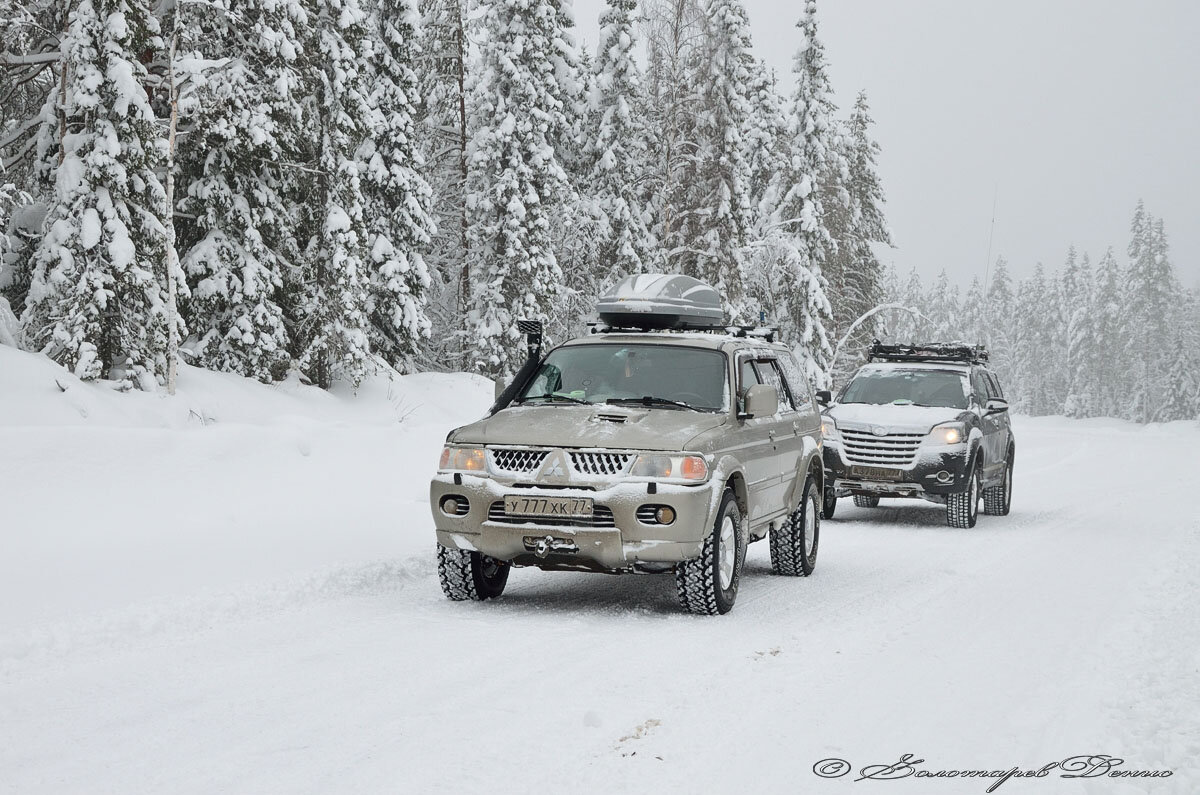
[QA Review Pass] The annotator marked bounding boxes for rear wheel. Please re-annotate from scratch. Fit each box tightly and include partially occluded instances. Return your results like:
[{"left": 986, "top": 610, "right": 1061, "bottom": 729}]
[
  {"left": 983, "top": 450, "right": 1013, "bottom": 516},
  {"left": 770, "top": 477, "right": 820, "bottom": 576},
  {"left": 437, "top": 545, "right": 510, "bottom": 601},
  {"left": 675, "top": 490, "right": 744, "bottom": 615},
  {"left": 946, "top": 460, "right": 981, "bottom": 529},
  {"left": 853, "top": 494, "right": 880, "bottom": 508}
]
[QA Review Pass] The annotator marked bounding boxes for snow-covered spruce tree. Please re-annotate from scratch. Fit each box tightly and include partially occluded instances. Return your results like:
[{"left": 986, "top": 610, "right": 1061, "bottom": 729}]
[
  {"left": 0, "top": 0, "right": 71, "bottom": 315},
  {"left": 826, "top": 91, "right": 890, "bottom": 372},
  {"left": 175, "top": 0, "right": 309, "bottom": 382},
  {"left": 983, "top": 256, "right": 1015, "bottom": 385},
  {"left": 1012, "top": 262, "right": 1056, "bottom": 414},
  {"left": 1124, "top": 203, "right": 1178, "bottom": 422},
  {"left": 583, "top": 0, "right": 654, "bottom": 287},
  {"left": 1158, "top": 336, "right": 1198, "bottom": 422},
  {"left": 294, "top": 0, "right": 376, "bottom": 388},
  {"left": 22, "top": 0, "right": 178, "bottom": 387},
  {"left": 359, "top": 0, "right": 436, "bottom": 372},
  {"left": 957, "top": 276, "right": 987, "bottom": 347},
  {"left": 663, "top": 0, "right": 754, "bottom": 317},
  {"left": 748, "top": 0, "right": 836, "bottom": 382},
  {"left": 1089, "top": 247, "right": 1125, "bottom": 418},
  {"left": 1062, "top": 249, "right": 1095, "bottom": 417},
  {"left": 925, "top": 269, "right": 960, "bottom": 339},
  {"left": 464, "top": 0, "right": 578, "bottom": 377},
  {"left": 414, "top": 0, "right": 470, "bottom": 367}
]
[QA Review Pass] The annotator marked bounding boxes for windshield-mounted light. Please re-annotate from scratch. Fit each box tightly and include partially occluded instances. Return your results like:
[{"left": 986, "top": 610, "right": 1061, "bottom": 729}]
[
  {"left": 928, "top": 422, "right": 967, "bottom": 445},
  {"left": 439, "top": 446, "right": 487, "bottom": 473},
  {"left": 630, "top": 454, "right": 709, "bottom": 481}
]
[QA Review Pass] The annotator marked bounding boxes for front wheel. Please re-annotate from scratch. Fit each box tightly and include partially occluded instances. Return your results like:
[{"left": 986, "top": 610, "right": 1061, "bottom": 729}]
[
  {"left": 675, "top": 490, "right": 744, "bottom": 615},
  {"left": 946, "top": 460, "right": 981, "bottom": 529},
  {"left": 822, "top": 486, "right": 837, "bottom": 519},
  {"left": 770, "top": 476, "right": 820, "bottom": 576},
  {"left": 437, "top": 545, "right": 510, "bottom": 601}
]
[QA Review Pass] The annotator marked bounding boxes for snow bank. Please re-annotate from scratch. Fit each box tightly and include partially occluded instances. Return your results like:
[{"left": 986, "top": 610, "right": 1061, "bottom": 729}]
[{"left": 0, "top": 347, "right": 492, "bottom": 640}]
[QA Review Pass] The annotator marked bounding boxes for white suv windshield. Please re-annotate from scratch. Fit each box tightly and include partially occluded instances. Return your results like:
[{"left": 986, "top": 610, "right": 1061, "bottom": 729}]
[
  {"left": 517, "top": 344, "right": 729, "bottom": 412},
  {"left": 840, "top": 368, "right": 968, "bottom": 409}
]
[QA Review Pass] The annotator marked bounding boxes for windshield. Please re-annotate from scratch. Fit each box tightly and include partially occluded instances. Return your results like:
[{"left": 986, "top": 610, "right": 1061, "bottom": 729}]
[
  {"left": 516, "top": 344, "right": 728, "bottom": 411},
  {"left": 840, "top": 368, "right": 969, "bottom": 409}
]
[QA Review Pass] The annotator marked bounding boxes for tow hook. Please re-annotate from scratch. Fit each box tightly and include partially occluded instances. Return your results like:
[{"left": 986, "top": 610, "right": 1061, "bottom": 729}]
[{"left": 524, "top": 535, "right": 580, "bottom": 558}]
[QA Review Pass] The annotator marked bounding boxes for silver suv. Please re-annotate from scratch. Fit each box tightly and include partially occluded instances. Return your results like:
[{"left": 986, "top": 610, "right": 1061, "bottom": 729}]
[{"left": 429, "top": 275, "right": 825, "bottom": 614}]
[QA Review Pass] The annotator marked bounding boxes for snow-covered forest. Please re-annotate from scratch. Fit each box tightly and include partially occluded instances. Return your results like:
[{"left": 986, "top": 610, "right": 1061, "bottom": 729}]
[
  {"left": 875, "top": 201, "right": 1200, "bottom": 423},
  {"left": 2, "top": 0, "right": 1196, "bottom": 419}
]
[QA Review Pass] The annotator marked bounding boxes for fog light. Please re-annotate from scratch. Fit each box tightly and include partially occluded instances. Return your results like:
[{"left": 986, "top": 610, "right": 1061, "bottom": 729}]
[
  {"left": 655, "top": 506, "right": 676, "bottom": 525},
  {"left": 936, "top": 470, "right": 952, "bottom": 483},
  {"left": 441, "top": 497, "right": 461, "bottom": 515}
]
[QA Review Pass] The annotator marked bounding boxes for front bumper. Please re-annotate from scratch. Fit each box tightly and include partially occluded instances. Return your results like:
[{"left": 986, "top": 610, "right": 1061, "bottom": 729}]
[
  {"left": 822, "top": 441, "right": 972, "bottom": 499},
  {"left": 430, "top": 474, "right": 716, "bottom": 572}
]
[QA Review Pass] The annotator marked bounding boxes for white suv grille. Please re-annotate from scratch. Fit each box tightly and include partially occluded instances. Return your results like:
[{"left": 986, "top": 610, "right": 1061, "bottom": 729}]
[
  {"left": 840, "top": 429, "right": 924, "bottom": 466},
  {"left": 569, "top": 452, "right": 633, "bottom": 476},
  {"left": 489, "top": 449, "right": 549, "bottom": 473}
]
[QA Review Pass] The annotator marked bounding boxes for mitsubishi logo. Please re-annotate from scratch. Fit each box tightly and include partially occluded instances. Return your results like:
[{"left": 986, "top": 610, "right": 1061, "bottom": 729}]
[{"left": 538, "top": 450, "right": 570, "bottom": 482}]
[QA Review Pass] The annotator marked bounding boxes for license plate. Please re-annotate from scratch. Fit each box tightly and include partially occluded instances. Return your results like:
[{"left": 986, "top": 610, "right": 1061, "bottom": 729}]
[
  {"left": 849, "top": 465, "right": 904, "bottom": 481},
  {"left": 504, "top": 495, "right": 594, "bottom": 519}
]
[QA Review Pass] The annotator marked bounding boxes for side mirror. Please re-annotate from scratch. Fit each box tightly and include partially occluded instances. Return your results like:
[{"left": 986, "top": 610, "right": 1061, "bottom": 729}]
[
  {"left": 986, "top": 397, "right": 1009, "bottom": 414},
  {"left": 740, "top": 384, "right": 778, "bottom": 419},
  {"left": 815, "top": 389, "right": 832, "bottom": 407},
  {"left": 494, "top": 379, "right": 506, "bottom": 400}
]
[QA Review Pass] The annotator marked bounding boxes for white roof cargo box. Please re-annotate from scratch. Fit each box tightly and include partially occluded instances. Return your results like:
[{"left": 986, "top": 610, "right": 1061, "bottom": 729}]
[{"left": 596, "top": 274, "right": 726, "bottom": 330}]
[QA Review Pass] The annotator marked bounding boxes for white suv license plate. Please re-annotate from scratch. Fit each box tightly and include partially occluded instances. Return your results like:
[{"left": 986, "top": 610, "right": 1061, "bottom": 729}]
[
  {"left": 849, "top": 465, "right": 903, "bottom": 481},
  {"left": 504, "top": 495, "right": 595, "bottom": 519}
]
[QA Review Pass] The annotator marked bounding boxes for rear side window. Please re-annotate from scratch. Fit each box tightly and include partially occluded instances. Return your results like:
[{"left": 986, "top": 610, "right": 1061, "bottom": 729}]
[{"left": 755, "top": 359, "right": 797, "bottom": 411}]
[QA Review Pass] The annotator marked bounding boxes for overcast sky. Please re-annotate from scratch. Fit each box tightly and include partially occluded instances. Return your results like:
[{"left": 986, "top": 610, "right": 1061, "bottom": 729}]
[{"left": 572, "top": 0, "right": 1200, "bottom": 288}]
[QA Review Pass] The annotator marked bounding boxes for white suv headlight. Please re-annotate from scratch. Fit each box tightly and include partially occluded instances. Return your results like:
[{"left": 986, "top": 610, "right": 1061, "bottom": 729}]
[{"left": 928, "top": 422, "right": 968, "bottom": 445}]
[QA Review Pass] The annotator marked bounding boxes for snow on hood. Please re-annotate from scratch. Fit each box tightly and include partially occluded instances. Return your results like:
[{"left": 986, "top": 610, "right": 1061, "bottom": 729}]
[
  {"left": 450, "top": 404, "right": 728, "bottom": 451},
  {"left": 826, "top": 402, "right": 965, "bottom": 434}
]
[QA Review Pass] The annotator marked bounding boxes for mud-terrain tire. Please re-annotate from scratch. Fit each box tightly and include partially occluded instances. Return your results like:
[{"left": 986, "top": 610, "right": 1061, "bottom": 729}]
[
  {"left": 675, "top": 490, "right": 744, "bottom": 615},
  {"left": 853, "top": 494, "right": 880, "bottom": 508},
  {"left": 437, "top": 545, "right": 510, "bottom": 601},
  {"left": 822, "top": 487, "right": 837, "bottom": 519},
  {"left": 946, "top": 459, "right": 981, "bottom": 529},
  {"left": 770, "top": 476, "right": 820, "bottom": 576},
  {"left": 983, "top": 449, "right": 1013, "bottom": 516}
]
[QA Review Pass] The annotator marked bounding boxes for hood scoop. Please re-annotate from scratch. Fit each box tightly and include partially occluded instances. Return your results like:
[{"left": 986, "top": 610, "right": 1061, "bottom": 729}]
[{"left": 590, "top": 407, "right": 646, "bottom": 424}]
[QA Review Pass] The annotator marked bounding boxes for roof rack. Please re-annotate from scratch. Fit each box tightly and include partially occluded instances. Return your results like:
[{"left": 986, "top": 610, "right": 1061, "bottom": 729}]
[
  {"left": 868, "top": 340, "right": 989, "bottom": 365},
  {"left": 587, "top": 322, "right": 781, "bottom": 343}
]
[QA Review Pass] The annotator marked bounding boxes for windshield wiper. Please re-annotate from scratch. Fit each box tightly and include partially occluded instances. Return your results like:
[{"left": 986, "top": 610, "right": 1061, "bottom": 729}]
[
  {"left": 607, "top": 396, "right": 703, "bottom": 412},
  {"left": 515, "top": 392, "right": 591, "bottom": 405}
]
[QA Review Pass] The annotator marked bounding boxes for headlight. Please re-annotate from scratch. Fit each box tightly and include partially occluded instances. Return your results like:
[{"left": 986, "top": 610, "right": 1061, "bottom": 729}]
[
  {"left": 630, "top": 454, "right": 709, "bottom": 481},
  {"left": 439, "top": 446, "right": 487, "bottom": 473},
  {"left": 928, "top": 423, "right": 967, "bottom": 445},
  {"left": 820, "top": 417, "right": 838, "bottom": 440}
]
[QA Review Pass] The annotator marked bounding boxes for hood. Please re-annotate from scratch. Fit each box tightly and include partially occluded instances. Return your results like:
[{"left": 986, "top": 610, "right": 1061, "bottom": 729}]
[
  {"left": 449, "top": 404, "right": 728, "bottom": 451},
  {"left": 826, "top": 402, "right": 965, "bottom": 434}
]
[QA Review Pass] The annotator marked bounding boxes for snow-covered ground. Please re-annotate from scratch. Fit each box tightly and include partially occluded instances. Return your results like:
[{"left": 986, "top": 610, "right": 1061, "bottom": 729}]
[{"left": 2, "top": 345, "right": 1197, "bottom": 793}]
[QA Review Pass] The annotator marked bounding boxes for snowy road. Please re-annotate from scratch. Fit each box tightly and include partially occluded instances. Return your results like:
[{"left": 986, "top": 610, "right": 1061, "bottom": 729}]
[{"left": 2, "top": 393, "right": 1198, "bottom": 792}]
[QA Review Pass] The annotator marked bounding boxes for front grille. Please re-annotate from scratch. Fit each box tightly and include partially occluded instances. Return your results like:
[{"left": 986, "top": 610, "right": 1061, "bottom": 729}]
[
  {"left": 569, "top": 452, "right": 633, "bottom": 476},
  {"left": 487, "top": 501, "right": 617, "bottom": 528},
  {"left": 489, "top": 449, "right": 548, "bottom": 473},
  {"left": 839, "top": 429, "right": 924, "bottom": 466}
]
